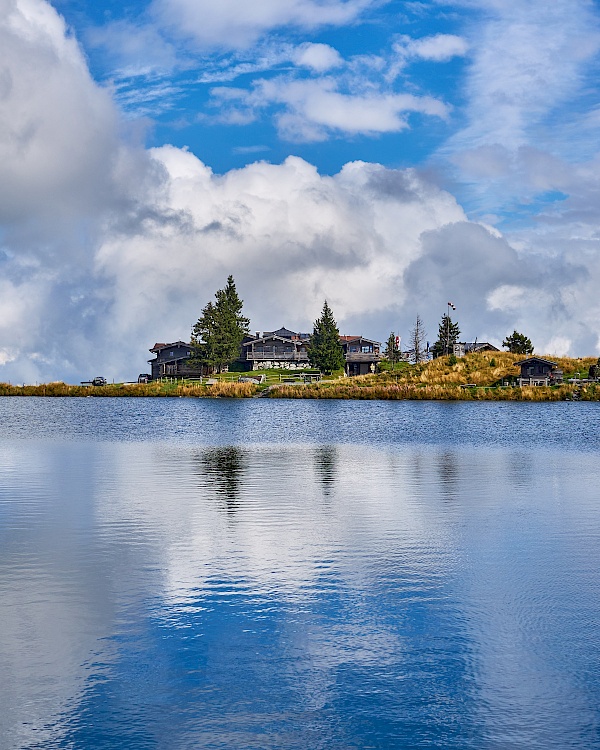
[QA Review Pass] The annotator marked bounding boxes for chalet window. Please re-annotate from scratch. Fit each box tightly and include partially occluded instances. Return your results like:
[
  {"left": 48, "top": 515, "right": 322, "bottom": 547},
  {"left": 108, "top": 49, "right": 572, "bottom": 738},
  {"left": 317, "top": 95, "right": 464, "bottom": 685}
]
[{"left": 362, "top": 346, "right": 372, "bottom": 353}]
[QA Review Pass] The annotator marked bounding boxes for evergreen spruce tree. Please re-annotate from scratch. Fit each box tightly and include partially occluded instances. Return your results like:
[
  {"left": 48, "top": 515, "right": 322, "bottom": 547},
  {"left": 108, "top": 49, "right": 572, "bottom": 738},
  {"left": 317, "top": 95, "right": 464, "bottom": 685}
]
[
  {"left": 190, "top": 276, "right": 250, "bottom": 373},
  {"left": 432, "top": 314, "right": 460, "bottom": 357},
  {"left": 190, "top": 300, "right": 217, "bottom": 372},
  {"left": 384, "top": 332, "right": 401, "bottom": 370},
  {"left": 308, "top": 301, "right": 345, "bottom": 374},
  {"left": 502, "top": 330, "right": 533, "bottom": 355}
]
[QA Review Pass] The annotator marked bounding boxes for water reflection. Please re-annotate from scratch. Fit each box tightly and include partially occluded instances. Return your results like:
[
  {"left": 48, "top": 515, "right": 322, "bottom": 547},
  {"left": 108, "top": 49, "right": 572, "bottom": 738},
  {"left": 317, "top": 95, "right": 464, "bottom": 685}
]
[
  {"left": 506, "top": 451, "right": 535, "bottom": 490},
  {"left": 436, "top": 450, "right": 460, "bottom": 503},
  {"left": 0, "top": 427, "right": 599, "bottom": 749},
  {"left": 198, "top": 446, "right": 247, "bottom": 515},
  {"left": 313, "top": 445, "right": 338, "bottom": 496}
]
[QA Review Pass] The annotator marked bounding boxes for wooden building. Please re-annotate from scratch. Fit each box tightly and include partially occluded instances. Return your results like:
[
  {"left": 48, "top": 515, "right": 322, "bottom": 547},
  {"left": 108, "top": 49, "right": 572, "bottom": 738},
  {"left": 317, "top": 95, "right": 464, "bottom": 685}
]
[
  {"left": 238, "top": 328, "right": 381, "bottom": 375},
  {"left": 340, "top": 336, "right": 381, "bottom": 376},
  {"left": 515, "top": 357, "right": 563, "bottom": 386},
  {"left": 149, "top": 326, "right": 383, "bottom": 378},
  {"left": 240, "top": 328, "right": 311, "bottom": 370},
  {"left": 148, "top": 341, "right": 203, "bottom": 380}
]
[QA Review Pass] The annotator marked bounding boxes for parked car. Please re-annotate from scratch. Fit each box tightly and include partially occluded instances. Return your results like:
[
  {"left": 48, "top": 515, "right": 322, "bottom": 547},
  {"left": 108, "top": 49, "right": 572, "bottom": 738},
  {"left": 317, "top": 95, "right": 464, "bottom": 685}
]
[
  {"left": 138, "top": 373, "right": 150, "bottom": 384},
  {"left": 92, "top": 376, "right": 107, "bottom": 386}
]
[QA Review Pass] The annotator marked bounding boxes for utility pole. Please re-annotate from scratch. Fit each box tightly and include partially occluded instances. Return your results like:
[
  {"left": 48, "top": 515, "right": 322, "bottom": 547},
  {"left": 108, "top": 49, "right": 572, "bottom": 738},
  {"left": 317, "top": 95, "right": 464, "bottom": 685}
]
[{"left": 446, "top": 302, "right": 456, "bottom": 355}]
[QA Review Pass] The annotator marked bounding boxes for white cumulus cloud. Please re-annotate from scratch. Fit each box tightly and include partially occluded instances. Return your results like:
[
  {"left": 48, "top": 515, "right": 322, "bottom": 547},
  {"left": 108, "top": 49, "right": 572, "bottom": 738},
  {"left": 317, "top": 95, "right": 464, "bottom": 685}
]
[
  {"left": 293, "top": 42, "right": 343, "bottom": 72},
  {"left": 93, "top": 150, "right": 467, "bottom": 373},
  {"left": 210, "top": 77, "right": 449, "bottom": 141},
  {"left": 1, "top": 0, "right": 600, "bottom": 385}
]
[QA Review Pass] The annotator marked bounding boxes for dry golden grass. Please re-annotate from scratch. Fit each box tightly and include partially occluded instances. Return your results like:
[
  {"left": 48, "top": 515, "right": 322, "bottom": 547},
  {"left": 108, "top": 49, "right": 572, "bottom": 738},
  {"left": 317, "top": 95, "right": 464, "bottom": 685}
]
[
  {"left": 269, "top": 382, "right": 599, "bottom": 401},
  {"left": 0, "top": 381, "right": 158, "bottom": 397},
  {"left": 362, "top": 352, "right": 597, "bottom": 387},
  {"left": 547, "top": 355, "right": 596, "bottom": 378},
  {"left": 417, "top": 352, "right": 516, "bottom": 385},
  {"left": 268, "top": 352, "right": 600, "bottom": 401},
  {"left": 202, "top": 381, "right": 259, "bottom": 398},
  {"left": 0, "top": 380, "right": 259, "bottom": 398}
]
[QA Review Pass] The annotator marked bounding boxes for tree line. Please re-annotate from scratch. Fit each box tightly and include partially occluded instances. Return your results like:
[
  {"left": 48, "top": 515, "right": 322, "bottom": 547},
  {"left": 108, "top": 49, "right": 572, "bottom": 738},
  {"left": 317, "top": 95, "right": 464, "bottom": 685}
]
[
  {"left": 190, "top": 276, "right": 537, "bottom": 375},
  {"left": 189, "top": 277, "right": 344, "bottom": 374},
  {"left": 384, "top": 313, "right": 534, "bottom": 368}
]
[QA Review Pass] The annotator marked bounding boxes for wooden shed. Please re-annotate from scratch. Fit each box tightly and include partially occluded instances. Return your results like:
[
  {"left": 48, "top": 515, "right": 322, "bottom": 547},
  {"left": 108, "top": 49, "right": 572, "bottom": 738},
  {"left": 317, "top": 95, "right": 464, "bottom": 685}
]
[{"left": 515, "top": 357, "right": 563, "bottom": 386}]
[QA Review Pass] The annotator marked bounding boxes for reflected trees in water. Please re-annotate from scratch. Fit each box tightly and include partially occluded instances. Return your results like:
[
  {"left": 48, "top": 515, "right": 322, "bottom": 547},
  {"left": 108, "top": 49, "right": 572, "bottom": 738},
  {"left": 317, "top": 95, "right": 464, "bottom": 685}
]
[
  {"left": 437, "top": 451, "right": 460, "bottom": 504},
  {"left": 198, "top": 446, "right": 247, "bottom": 515},
  {"left": 314, "top": 446, "right": 338, "bottom": 497}
]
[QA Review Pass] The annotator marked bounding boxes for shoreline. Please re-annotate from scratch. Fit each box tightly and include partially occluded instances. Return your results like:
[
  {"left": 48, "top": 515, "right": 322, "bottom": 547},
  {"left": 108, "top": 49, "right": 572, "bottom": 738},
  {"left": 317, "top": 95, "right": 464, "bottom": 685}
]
[
  {"left": 0, "top": 381, "right": 598, "bottom": 401},
  {"left": 2, "top": 352, "right": 598, "bottom": 401}
]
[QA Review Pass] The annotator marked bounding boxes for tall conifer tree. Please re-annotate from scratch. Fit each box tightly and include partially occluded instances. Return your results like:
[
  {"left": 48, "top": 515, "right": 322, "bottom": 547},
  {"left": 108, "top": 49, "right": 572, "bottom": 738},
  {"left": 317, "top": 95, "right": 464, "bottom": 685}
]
[
  {"left": 308, "top": 301, "right": 345, "bottom": 374},
  {"left": 433, "top": 314, "right": 460, "bottom": 357},
  {"left": 384, "top": 332, "right": 401, "bottom": 370},
  {"left": 191, "top": 276, "right": 250, "bottom": 373}
]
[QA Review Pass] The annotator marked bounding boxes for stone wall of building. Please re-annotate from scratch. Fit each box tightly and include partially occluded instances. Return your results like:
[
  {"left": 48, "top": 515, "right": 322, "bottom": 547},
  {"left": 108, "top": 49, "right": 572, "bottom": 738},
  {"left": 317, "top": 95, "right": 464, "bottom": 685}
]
[{"left": 251, "top": 360, "right": 308, "bottom": 370}]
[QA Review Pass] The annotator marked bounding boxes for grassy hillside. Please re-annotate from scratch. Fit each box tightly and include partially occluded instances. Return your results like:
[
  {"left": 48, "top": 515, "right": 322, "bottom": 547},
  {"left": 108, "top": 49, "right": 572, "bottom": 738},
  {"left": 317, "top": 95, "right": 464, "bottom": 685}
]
[
  {"left": 269, "top": 352, "right": 600, "bottom": 401},
  {"left": 395, "top": 351, "right": 596, "bottom": 386}
]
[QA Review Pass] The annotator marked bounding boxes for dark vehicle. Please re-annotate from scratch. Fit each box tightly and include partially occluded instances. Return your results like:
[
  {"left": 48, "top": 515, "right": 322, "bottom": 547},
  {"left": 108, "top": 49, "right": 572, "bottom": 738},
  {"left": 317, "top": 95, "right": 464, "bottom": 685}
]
[{"left": 92, "top": 377, "right": 107, "bottom": 386}]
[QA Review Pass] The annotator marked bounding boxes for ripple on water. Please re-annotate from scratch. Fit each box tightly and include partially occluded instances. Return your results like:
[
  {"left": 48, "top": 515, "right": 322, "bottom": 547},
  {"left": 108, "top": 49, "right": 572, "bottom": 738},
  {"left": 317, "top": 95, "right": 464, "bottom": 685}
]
[{"left": 0, "top": 404, "right": 599, "bottom": 749}]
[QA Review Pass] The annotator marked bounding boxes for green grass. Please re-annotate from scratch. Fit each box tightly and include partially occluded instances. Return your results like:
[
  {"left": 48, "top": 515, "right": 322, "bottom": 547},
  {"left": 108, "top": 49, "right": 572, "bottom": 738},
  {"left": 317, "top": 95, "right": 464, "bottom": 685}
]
[
  {"left": 370, "top": 360, "right": 412, "bottom": 374},
  {"left": 207, "top": 367, "right": 324, "bottom": 386}
]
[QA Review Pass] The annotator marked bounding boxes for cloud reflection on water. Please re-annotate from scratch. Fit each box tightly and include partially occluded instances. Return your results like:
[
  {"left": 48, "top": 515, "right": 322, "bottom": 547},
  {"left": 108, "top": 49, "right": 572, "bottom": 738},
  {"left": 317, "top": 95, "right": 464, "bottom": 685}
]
[{"left": 1, "top": 436, "right": 599, "bottom": 748}]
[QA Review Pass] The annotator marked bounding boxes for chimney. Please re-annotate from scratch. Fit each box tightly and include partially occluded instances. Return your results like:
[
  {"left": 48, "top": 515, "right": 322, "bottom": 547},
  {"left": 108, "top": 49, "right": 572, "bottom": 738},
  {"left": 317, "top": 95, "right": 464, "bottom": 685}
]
[{"left": 256, "top": 331, "right": 261, "bottom": 338}]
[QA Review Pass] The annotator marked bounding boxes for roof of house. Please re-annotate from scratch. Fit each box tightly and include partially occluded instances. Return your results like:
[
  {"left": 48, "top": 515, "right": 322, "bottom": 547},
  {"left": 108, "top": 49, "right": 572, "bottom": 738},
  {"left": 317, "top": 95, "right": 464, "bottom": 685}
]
[
  {"left": 258, "top": 327, "right": 311, "bottom": 340},
  {"left": 263, "top": 327, "right": 301, "bottom": 338},
  {"left": 149, "top": 341, "right": 190, "bottom": 353},
  {"left": 515, "top": 357, "right": 558, "bottom": 367},
  {"left": 243, "top": 335, "right": 304, "bottom": 347},
  {"left": 463, "top": 342, "right": 500, "bottom": 352},
  {"left": 340, "top": 336, "right": 381, "bottom": 345}
]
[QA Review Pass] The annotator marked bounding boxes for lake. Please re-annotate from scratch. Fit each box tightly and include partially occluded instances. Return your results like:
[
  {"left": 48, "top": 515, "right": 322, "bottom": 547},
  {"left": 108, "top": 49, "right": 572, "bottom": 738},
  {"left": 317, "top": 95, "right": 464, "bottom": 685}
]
[{"left": 1, "top": 398, "right": 599, "bottom": 749}]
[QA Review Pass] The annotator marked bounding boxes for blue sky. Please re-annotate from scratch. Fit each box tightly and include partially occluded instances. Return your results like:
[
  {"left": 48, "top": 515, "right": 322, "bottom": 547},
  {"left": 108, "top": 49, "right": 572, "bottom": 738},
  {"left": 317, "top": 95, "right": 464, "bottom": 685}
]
[
  {"left": 63, "top": 0, "right": 472, "bottom": 175},
  {"left": 1, "top": 0, "right": 600, "bottom": 381},
  {"left": 48, "top": 0, "right": 597, "bottom": 227}
]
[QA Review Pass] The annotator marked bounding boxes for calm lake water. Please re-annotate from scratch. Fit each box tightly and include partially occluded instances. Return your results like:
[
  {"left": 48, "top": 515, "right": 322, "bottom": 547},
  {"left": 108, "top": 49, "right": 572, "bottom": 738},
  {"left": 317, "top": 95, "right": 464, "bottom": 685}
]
[{"left": 1, "top": 398, "right": 599, "bottom": 749}]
